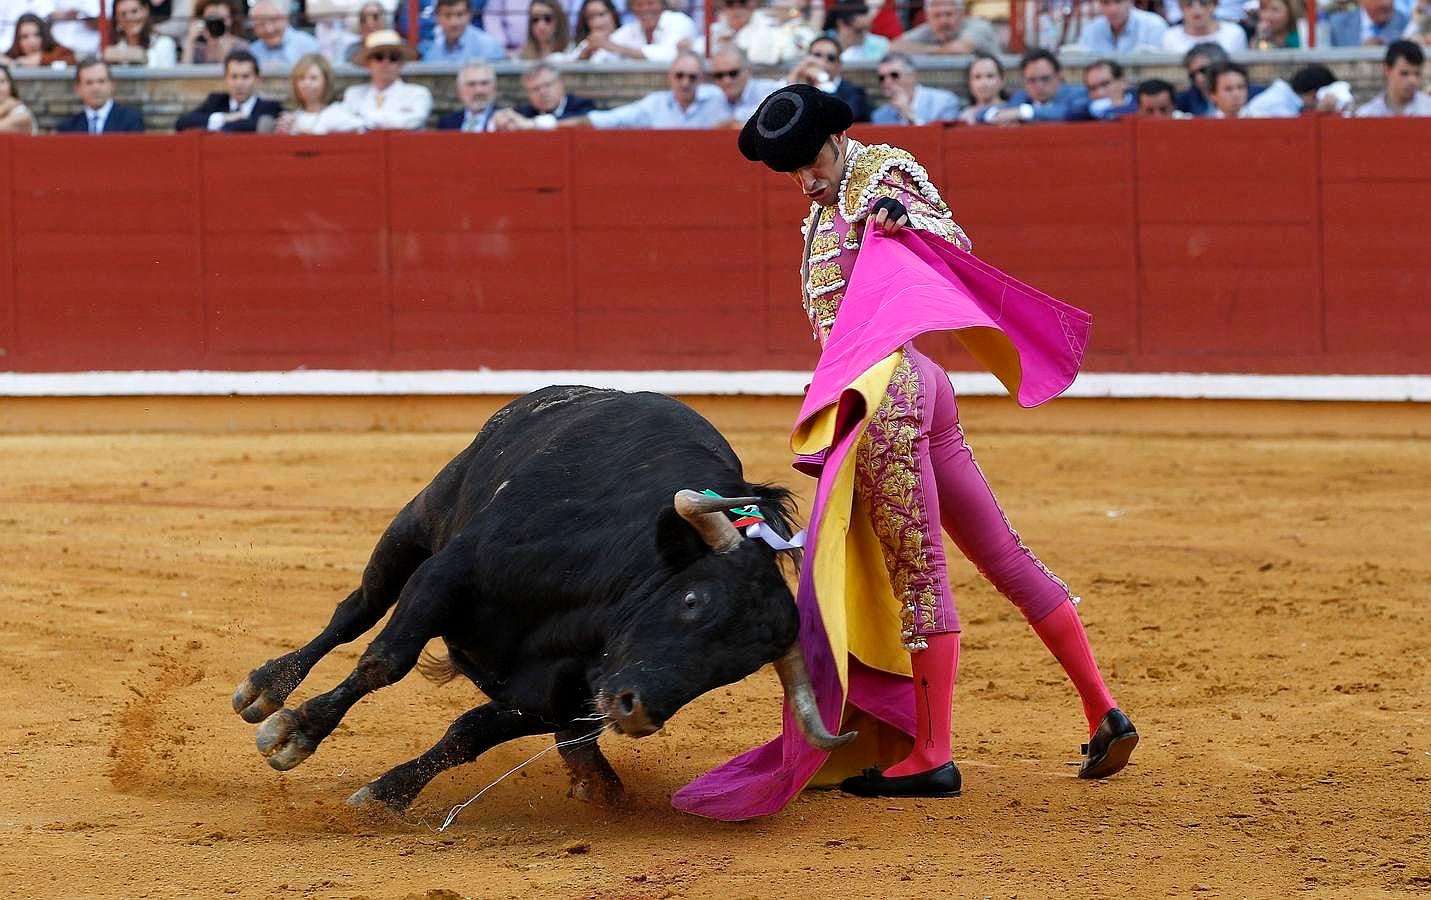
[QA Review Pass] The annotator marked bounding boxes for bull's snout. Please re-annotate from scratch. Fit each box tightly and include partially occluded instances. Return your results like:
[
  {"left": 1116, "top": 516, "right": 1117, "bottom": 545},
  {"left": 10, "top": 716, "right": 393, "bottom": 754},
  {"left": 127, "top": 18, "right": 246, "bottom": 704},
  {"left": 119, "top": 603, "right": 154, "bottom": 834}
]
[{"left": 603, "top": 689, "right": 661, "bottom": 737}]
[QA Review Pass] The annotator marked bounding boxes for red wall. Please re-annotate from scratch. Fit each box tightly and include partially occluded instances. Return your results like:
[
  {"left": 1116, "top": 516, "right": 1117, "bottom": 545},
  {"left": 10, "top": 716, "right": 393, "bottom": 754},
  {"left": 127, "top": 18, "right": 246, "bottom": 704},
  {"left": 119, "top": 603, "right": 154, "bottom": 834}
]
[{"left": 2, "top": 118, "right": 1428, "bottom": 375}]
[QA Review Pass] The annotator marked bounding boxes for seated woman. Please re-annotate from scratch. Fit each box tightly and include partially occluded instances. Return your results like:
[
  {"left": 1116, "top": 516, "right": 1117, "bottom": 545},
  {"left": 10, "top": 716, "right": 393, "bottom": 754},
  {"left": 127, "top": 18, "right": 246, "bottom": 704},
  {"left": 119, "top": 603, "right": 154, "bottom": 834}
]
[
  {"left": 4, "top": 13, "right": 78, "bottom": 67},
  {"left": 105, "top": 0, "right": 179, "bottom": 67},
  {"left": 521, "top": 0, "right": 572, "bottom": 60},
  {"left": 275, "top": 53, "right": 366, "bottom": 134},
  {"left": 563, "top": 0, "right": 625, "bottom": 63},
  {"left": 0, "top": 62, "right": 38, "bottom": 133},
  {"left": 958, "top": 52, "right": 1010, "bottom": 124}
]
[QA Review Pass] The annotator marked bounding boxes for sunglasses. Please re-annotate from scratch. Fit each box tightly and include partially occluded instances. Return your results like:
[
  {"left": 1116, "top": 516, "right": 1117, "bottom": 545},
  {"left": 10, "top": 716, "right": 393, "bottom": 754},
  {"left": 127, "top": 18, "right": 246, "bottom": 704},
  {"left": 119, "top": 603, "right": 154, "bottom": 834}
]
[
  {"left": 1189, "top": 64, "right": 1210, "bottom": 77},
  {"left": 810, "top": 50, "right": 838, "bottom": 62},
  {"left": 360, "top": 11, "right": 383, "bottom": 18},
  {"left": 711, "top": 68, "right": 742, "bottom": 80},
  {"left": 370, "top": 51, "right": 402, "bottom": 62},
  {"left": 877, "top": 71, "right": 901, "bottom": 81},
  {"left": 672, "top": 72, "right": 699, "bottom": 81},
  {"left": 529, "top": 13, "right": 554, "bottom": 22}
]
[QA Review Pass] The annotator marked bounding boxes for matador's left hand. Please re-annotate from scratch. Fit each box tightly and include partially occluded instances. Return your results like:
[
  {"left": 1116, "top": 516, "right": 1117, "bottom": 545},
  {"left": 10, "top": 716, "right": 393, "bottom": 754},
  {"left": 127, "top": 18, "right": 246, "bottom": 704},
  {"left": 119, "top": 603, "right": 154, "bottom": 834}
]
[{"left": 871, "top": 197, "right": 909, "bottom": 236}]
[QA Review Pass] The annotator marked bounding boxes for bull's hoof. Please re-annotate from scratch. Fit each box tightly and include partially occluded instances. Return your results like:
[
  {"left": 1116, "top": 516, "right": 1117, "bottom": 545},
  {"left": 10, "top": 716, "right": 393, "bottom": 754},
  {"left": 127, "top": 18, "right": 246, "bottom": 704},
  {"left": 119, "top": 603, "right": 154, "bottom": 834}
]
[
  {"left": 568, "top": 773, "right": 627, "bottom": 805},
  {"left": 345, "top": 784, "right": 381, "bottom": 808},
  {"left": 255, "top": 708, "right": 317, "bottom": 771},
  {"left": 232, "top": 677, "right": 283, "bottom": 724}
]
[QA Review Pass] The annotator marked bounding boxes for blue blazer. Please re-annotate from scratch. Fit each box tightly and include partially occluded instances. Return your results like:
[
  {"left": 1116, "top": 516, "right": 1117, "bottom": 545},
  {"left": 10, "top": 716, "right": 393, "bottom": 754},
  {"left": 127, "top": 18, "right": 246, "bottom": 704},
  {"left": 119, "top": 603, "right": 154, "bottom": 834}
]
[
  {"left": 1328, "top": 8, "right": 1408, "bottom": 45},
  {"left": 175, "top": 93, "right": 282, "bottom": 132},
  {"left": 55, "top": 103, "right": 145, "bottom": 133},
  {"left": 515, "top": 95, "right": 597, "bottom": 120},
  {"left": 1008, "top": 83, "right": 1090, "bottom": 122}
]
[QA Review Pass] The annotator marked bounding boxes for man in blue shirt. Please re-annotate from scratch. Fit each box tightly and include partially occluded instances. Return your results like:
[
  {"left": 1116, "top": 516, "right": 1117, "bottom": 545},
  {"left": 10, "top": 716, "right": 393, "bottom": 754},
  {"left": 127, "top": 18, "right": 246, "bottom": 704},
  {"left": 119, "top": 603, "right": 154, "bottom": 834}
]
[
  {"left": 249, "top": 0, "right": 320, "bottom": 68},
  {"left": 1077, "top": 0, "right": 1168, "bottom": 52},
  {"left": 422, "top": 0, "right": 505, "bottom": 62},
  {"left": 870, "top": 53, "right": 962, "bottom": 125},
  {"left": 1083, "top": 58, "right": 1136, "bottom": 119},
  {"left": 998, "top": 49, "right": 1089, "bottom": 123}
]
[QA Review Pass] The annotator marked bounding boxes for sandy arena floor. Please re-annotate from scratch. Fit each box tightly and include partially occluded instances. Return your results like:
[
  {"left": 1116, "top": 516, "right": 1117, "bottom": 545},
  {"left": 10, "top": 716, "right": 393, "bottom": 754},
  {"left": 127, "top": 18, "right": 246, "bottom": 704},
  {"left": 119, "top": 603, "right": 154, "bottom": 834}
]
[{"left": 0, "top": 398, "right": 1427, "bottom": 899}]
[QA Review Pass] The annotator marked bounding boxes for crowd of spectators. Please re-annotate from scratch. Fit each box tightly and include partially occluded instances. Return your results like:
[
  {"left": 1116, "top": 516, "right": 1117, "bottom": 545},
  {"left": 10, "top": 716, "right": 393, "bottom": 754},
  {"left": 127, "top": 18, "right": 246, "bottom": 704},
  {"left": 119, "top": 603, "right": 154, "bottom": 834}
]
[{"left": 0, "top": 0, "right": 1429, "bottom": 135}]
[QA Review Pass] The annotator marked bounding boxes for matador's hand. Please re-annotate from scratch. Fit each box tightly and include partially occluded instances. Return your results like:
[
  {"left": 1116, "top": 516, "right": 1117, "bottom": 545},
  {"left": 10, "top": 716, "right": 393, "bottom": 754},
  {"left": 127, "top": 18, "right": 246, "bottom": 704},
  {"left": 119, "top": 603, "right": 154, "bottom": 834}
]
[{"left": 871, "top": 197, "right": 909, "bottom": 235}]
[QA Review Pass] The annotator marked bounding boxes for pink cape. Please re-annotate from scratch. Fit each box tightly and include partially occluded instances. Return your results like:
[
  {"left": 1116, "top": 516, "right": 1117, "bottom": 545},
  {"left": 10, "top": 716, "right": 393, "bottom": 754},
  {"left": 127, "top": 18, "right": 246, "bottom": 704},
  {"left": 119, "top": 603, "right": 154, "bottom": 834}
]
[{"left": 670, "top": 227, "right": 1091, "bottom": 821}]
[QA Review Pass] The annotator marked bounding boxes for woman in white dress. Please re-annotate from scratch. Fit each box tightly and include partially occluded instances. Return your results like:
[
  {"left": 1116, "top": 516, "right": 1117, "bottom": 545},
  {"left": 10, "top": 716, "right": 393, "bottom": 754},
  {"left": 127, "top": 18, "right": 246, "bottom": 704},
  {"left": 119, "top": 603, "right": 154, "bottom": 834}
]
[
  {"left": 563, "top": 0, "right": 624, "bottom": 62},
  {"left": 275, "top": 53, "right": 366, "bottom": 135},
  {"left": 104, "top": 0, "right": 180, "bottom": 68}
]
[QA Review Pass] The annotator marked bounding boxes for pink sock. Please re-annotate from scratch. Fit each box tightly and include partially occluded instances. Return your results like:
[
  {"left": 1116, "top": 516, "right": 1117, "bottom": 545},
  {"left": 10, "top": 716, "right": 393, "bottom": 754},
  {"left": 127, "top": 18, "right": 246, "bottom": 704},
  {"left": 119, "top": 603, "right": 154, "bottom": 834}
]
[
  {"left": 884, "top": 631, "right": 959, "bottom": 778},
  {"left": 1031, "top": 599, "right": 1116, "bottom": 735}
]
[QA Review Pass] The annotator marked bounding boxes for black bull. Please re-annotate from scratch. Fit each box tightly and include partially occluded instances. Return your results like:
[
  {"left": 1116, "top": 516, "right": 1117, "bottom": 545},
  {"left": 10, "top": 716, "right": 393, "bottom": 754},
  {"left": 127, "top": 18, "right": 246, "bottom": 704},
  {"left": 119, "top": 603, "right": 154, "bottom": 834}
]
[{"left": 233, "top": 386, "right": 852, "bottom": 811}]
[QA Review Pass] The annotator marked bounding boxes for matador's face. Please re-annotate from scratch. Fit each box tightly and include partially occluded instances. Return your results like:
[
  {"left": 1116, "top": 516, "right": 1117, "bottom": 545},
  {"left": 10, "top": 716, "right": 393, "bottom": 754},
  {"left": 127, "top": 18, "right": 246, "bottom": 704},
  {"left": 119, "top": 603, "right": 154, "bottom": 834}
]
[{"left": 787, "top": 135, "right": 847, "bottom": 208}]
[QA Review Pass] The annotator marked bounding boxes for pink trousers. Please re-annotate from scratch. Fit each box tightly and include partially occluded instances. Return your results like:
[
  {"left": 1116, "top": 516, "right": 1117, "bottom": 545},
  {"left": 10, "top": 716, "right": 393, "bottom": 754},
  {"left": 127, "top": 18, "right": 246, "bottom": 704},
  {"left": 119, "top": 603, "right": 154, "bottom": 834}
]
[{"left": 854, "top": 345, "right": 1073, "bottom": 651}]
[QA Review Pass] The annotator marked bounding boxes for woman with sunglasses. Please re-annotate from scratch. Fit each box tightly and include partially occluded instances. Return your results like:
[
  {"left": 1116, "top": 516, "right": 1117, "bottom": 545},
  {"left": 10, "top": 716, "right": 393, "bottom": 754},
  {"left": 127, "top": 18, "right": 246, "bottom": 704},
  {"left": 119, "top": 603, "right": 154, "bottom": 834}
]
[
  {"left": 105, "top": 0, "right": 179, "bottom": 67},
  {"left": 4, "top": 13, "right": 78, "bottom": 67},
  {"left": 181, "top": 0, "right": 250, "bottom": 65},
  {"left": 1161, "top": 0, "right": 1247, "bottom": 53},
  {"left": 0, "top": 61, "right": 37, "bottom": 133},
  {"left": 521, "top": 0, "right": 572, "bottom": 59},
  {"left": 675, "top": 84, "right": 1134, "bottom": 820}
]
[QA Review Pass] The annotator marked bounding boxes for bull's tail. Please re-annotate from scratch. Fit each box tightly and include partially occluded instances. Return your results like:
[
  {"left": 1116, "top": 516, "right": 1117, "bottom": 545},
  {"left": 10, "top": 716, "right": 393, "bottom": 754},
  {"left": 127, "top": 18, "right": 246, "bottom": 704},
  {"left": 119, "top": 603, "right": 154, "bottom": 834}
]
[{"left": 416, "top": 649, "right": 460, "bottom": 686}]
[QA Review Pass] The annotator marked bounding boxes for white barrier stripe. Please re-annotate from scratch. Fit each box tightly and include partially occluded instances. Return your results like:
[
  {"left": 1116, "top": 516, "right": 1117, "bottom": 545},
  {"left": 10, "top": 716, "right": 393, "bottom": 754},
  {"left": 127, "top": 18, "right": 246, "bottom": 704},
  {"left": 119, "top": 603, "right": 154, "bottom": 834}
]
[{"left": 0, "top": 370, "right": 1426, "bottom": 402}]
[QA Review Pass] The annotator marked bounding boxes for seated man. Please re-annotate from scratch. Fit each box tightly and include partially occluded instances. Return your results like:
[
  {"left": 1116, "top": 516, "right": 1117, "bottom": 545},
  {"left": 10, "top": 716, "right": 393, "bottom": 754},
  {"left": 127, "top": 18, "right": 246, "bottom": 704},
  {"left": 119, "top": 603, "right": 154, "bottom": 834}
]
[
  {"left": 1329, "top": 0, "right": 1410, "bottom": 46},
  {"left": 1243, "top": 64, "right": 1354, "bottom": 117},
  {"left": 513, "top": 63, "right": 596, "bottom": 122},
  {"left": 1355, "top": 40, "right": 1431, "bottom": 116},
  {"left": 497, "top": 51, "right": 727, "bottom": 129},
  {"left": 248, "top": 0, "right": 320, "bottom": 68},
  {"left": 55, "top": 57, "right": 145, "bottom": 133},
  {"left": 175, "top": 50, "right": 281, "bottom": 132},
  {"left": 870, "top": 52, "right": 962, "bottom": 125},
  {"left": 1206, "top": 61, "right": 1249, "bottom": 118},
  {"left": 422, "top": 0, "right": 505, "bottom": 62},
  {"left": 994, "top": 49, "right": 1088, "bottom": 123},
  {"left": 1175, "top": 42, "right": 1227, "bottom": 116},
  {"left": 1135, "top": 78, "right": 1179, "bottom": 117},
  {"left": 785, "top": 36, "right": 871, "bottom": 123},
  {"left": 709, "top": 46, "right": 781, "bottom": 125},
  {"left": 1084, "top": 58, "right": 1135, "bottom": 119},
  {"left": 601, "top": 0, "right": 696, "bottom": 62},
  {"left": 437, "top": 62, "right": 501, "bottom": 131},
  {"left": 344, "top": 30, "right": 434, "bottom": 130},
  {"left": 890, "top": 0, "right": 998, "bottom": 56},
  {"left": 1077, "top": 0, "right": 1168, "bottom": 52}
]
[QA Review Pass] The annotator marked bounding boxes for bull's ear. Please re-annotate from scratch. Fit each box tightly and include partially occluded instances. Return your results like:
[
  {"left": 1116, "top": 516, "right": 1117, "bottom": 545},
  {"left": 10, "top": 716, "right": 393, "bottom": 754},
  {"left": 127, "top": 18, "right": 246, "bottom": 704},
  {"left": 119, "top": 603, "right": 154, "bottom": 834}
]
[{"left": 655, "top": 506, "right": 709, "bottom": 569}]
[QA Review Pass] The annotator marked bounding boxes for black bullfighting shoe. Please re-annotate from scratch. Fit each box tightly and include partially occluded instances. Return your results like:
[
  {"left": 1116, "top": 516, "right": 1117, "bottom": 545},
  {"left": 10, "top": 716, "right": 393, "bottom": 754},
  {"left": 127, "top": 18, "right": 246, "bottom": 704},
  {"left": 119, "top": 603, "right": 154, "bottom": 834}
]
[
  {"left": 1079, "top": 708, "right": 1139, "bottom": 779},
  {"left": 840, "top": 761, "right": 962, "bottom": 798}
]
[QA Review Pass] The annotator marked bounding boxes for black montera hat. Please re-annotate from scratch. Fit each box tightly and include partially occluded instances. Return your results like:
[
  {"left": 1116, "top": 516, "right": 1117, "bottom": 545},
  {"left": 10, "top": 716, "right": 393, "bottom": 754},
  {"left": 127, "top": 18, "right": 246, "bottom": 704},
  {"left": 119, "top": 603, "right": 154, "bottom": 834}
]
[{"left": 738, "top": 84, "right": 855, "bottom": 173}]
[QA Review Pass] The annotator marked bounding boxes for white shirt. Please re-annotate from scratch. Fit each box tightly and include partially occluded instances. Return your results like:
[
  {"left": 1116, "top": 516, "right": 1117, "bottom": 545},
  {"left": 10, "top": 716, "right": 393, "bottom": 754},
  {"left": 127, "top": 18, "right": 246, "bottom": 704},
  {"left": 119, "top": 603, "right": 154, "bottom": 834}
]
[
  {"left": 85, "top": 99, "right": 113, "bottom": 133},
  {"left": 700, "top": 11, "right": 805, "bottom": 65},
  {"left": 289, "top": 103, "right": 367, "bottom": 134},
  {"left": 49, "top": 0, "right": 100, "bottom": 55},
  {"left": 609, "top": 10, "right": 696, "bottom": 62},
  {"left": 207, "top": 94, "right": 258, "bottom": 131},
  {"left": 1160, "top": 20, "right": 1248, "bottom": 54},
  {"left": 342, "top": 79, "right": 433, "bottom": 131}
]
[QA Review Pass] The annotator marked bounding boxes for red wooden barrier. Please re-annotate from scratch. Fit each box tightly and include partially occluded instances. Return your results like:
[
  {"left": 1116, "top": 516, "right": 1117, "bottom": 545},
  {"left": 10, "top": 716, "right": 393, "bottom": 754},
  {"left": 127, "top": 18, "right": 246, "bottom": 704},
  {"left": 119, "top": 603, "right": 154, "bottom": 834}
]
[{"left": 1, "top": 120, "right": 1429, "bottom": 376}]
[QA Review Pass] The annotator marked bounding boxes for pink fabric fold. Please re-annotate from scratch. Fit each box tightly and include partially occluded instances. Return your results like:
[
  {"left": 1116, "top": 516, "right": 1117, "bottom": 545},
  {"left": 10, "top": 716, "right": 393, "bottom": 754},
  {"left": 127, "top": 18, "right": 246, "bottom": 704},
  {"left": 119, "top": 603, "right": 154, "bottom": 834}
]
[{"left": 671, "top": 227, "right": 1091, "bottom": 822}]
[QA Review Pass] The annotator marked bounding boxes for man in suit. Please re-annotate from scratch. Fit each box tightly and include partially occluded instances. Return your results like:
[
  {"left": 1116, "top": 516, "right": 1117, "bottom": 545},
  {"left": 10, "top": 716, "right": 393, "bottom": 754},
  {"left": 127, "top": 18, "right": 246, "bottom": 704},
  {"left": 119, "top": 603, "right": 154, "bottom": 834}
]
[
  {"left": 1329, "top": 0, "right": 1410, "bottom": 45},
  {"left": 870, "top": 53, "right": 962, "bottom": 125},
  {"left": 437, "top": 62, "right": 501, "bottom": 131},
  {"left": 787, "top": 36, "right": 871, "bottom": 123},
  {"left": 175, "top": 50, "right": 281, "bottom": 132},
  {"left": 55, "top": 58, "right": 145, "bottom": 133},
  {"left": 996, "top": 48, "right": 1090, "bottom": 123},
  {"left": 513, "top": 63, "right": 596, "bottom": 123}
]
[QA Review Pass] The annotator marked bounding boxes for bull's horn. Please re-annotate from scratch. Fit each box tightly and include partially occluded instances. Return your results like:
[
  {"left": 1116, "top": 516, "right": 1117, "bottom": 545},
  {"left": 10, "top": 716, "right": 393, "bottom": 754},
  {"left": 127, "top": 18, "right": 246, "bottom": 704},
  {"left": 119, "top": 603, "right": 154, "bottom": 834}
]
[
  {"left": 673, "top": 489, "right": 762, "bottom": 553},
  {"left": 773, "top": 643, "right": 857, "bottom": 752}
]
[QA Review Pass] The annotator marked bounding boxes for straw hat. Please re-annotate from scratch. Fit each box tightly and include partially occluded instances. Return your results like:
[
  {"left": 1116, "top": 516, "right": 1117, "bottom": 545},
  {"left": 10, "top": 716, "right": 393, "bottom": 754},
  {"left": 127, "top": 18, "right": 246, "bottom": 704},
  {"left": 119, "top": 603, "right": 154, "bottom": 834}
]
[{"left": 353, "top": 29, "right": 418, "bottom": 64}]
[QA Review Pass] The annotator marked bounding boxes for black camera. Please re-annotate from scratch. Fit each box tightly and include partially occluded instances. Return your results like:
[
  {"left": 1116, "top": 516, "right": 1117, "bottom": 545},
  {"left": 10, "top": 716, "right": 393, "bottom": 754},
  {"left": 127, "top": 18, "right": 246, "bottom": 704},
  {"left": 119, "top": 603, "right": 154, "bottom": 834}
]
[{"left": 204, "top": 17, "right": 227, "bottom": 37}]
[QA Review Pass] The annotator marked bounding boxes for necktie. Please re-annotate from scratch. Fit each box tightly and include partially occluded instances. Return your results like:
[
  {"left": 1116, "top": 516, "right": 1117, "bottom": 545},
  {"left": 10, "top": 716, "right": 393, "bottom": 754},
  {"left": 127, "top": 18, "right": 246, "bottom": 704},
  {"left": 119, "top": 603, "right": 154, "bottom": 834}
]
[
  {"left": 375, "top": 91, "right": 385, "bottom": 110},
  {"left": 89, "top": 112, "right": 98, "bottom": 134}
]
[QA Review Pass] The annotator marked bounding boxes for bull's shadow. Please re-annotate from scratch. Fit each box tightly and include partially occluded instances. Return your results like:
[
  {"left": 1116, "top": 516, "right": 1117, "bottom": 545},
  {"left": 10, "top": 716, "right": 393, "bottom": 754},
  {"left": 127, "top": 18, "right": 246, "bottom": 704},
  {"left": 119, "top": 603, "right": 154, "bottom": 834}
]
[{"left": 231, "top": 386, "right": 851, "bottom": 813}]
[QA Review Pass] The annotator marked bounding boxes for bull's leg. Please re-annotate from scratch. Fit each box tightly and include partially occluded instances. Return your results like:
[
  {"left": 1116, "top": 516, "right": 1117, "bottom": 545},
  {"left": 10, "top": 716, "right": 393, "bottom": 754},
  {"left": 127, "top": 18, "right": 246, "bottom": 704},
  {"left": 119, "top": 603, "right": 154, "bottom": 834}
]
[
  {"left": 556, "top": 726, "right": 625, "bottom": 804},
  {"left": 253, "top": 551, "right": 467, "bottom": 771},
  {"left": 345, "top": 703, "right": 548, "bottom": 813},
  {"left": 233, "top": 507, "right": 431, "bottom": 724}
]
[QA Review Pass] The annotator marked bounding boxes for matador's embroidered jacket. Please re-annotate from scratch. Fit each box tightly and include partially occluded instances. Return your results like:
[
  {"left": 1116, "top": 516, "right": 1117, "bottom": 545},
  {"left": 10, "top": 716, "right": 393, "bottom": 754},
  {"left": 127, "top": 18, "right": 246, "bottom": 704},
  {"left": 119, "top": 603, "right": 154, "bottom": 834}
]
[{"left": 800, "top": 140, "right": 972, "bottom": 340}]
